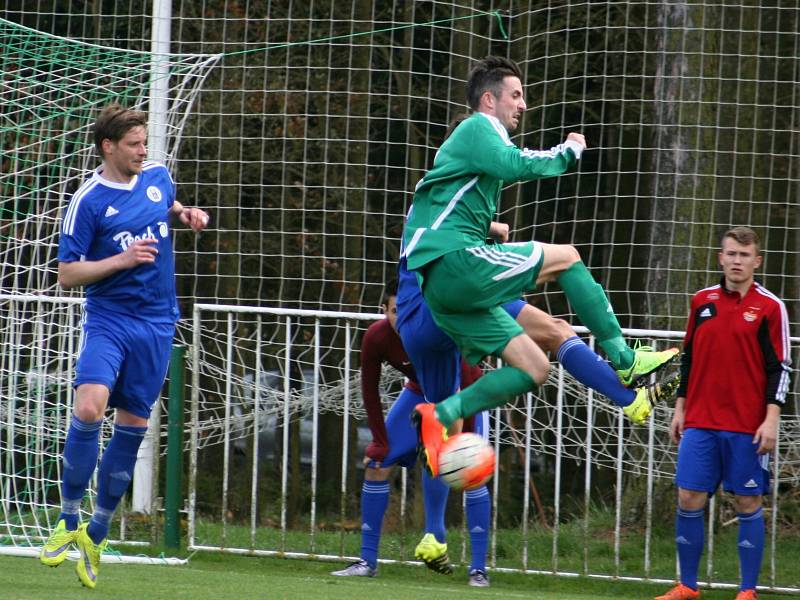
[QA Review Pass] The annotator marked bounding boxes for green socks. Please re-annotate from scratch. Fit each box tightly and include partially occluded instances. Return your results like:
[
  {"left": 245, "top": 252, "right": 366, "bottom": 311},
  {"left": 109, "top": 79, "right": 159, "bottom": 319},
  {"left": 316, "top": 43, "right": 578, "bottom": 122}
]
[
  {"left": 556, "top": 261, "right": 634, "bottom": 370},
  {"left": 434, "top": 366, "right": 536, "bottom": 427}
]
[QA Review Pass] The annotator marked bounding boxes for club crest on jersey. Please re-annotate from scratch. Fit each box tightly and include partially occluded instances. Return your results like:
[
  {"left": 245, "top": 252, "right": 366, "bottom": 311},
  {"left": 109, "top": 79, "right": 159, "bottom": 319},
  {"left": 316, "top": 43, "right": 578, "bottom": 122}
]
[
  {"left": 146, "top": 186, "right": 162, "bottom": 202},
  {"left": 743, "top": 311, "right": 758, "bottom": 322}
]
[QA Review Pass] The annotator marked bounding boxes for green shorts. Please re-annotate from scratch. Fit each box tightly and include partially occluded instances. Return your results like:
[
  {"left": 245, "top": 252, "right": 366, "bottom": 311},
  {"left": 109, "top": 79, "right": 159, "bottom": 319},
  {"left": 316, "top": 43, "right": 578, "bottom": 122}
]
[{"left": 421, "top": 241, "right": 544, "bottom": 365}]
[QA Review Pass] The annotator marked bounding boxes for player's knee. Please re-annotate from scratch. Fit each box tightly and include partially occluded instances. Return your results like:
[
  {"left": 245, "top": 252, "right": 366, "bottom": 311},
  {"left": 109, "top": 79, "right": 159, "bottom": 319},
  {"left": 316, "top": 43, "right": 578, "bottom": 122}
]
[
  {"left": 364, "top": 466, "right": 392, "bottom": 482},
  {"left": 677, "top": 488, "right": 707, "bottom": 511},
  {"left": 539, "top": 318, "right": 574, "bottom": 352},
  {"left": 73, "top": 403, "right": 104, "bottom": 423},
  {"left": 74, "top": 384, "right": 109, "bottom": 422},
  {"left": 734, "top": 494, "right": 762, "bottom": 514},
  {"left": 530, "top": 361, "right": 550, "bottom": 386},
  {"left": 563, "top": 244, "right": 581, "bottom": 265}
]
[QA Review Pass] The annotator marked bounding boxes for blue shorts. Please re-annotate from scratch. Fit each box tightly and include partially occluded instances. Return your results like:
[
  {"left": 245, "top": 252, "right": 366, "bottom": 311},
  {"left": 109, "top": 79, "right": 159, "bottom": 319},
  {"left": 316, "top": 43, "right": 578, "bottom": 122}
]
[
  {"left": 397, "top": 272, "right": 527, "bottom": 403},
  {"left": 676, "top": 428, "right": 771, "bottom": 496},
  {"left": 367, "top": 387, "right": 489, "bottom": 469},
  {"left": 75, "top": 311, "right": 175, "bottom": 419},
  {"left": 397, "top": 288, "right": 461, "bottom": 404}
]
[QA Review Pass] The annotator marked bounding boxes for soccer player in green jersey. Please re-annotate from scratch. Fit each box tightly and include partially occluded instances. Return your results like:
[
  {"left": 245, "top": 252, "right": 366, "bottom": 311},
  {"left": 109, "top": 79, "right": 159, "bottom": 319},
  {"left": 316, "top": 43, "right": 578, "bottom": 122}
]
[{"left": 406, "top": 56, "right": 678, "bottom": 475}]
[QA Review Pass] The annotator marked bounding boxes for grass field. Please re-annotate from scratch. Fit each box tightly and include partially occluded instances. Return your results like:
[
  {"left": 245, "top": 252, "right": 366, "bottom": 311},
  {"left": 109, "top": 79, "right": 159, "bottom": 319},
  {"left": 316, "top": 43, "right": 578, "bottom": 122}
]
[{"left": 1, "top": 552, "right": 795, "bottom": 600}]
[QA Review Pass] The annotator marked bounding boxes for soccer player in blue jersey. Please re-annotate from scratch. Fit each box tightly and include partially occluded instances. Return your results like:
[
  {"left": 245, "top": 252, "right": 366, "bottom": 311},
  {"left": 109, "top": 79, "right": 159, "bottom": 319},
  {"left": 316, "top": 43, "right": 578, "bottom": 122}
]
[
  {"left": 39, "top": 104, "right": 209, "bottom": 589},
  {"left": 331, "top": 280, "right": 492, "bottom": 585}
]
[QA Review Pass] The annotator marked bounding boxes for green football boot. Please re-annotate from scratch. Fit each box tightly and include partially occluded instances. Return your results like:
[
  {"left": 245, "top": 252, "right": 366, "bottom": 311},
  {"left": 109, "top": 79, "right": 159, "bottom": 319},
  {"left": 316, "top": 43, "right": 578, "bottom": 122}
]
[
  {"left": 624, "top": 375, "right": 681, "bottom": 425},
  {"left": 617, "top": 346, "right": 679, "bottom": 387},
  {"left": 414, "top": 533, "right": 452, "bottom": 575}
]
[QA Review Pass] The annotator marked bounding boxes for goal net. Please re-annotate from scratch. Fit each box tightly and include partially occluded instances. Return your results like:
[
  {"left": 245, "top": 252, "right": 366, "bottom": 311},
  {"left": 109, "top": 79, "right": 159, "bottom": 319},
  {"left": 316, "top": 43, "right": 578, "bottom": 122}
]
[
  {"left": 1, "top": 0, "right": 798, "bottom": 559},
  {"left": 0, "top": 16, "right": 217, "bottom": 555}
]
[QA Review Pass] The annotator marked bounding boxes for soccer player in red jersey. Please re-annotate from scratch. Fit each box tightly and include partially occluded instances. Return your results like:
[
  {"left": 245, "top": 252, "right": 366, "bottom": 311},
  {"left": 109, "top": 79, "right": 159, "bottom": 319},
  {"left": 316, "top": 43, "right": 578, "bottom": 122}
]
[{"left": 656, "top": 227, "right": 791, "bottom": 600}]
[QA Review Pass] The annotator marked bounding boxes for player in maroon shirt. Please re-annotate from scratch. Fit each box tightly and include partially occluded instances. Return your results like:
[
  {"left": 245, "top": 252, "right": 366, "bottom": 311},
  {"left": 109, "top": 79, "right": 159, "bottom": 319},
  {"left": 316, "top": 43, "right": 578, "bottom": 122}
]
[
  {"left": 332, "top": 279, "right": 485, "bottom": 580},
  {"left": 657, "top": 227, "right": 791, "bottom": 600}
]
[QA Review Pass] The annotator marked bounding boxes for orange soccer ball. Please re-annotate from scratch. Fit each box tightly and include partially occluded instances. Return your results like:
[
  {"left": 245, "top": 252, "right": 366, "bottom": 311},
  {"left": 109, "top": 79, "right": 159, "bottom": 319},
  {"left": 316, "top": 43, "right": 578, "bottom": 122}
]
[{"left": 438, "top": 432, "right": 495, "bottom": 491}]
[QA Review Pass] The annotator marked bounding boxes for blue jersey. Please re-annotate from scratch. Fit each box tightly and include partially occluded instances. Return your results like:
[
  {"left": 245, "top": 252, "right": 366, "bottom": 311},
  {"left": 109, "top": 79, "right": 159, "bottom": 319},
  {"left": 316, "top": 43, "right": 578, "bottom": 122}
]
[{"left": 58, "top": 162, "right": 179, "bottom": 323}]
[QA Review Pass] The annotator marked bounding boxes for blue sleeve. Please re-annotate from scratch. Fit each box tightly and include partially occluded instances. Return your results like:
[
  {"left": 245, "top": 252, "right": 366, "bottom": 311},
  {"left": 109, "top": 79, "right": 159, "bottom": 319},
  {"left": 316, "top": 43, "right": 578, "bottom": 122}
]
[
  {"left": 502, "top": 298, "right": 527, "bottom": 320},
  {"left": 58, "top": 194, "right": 97, "bottom": 263}
]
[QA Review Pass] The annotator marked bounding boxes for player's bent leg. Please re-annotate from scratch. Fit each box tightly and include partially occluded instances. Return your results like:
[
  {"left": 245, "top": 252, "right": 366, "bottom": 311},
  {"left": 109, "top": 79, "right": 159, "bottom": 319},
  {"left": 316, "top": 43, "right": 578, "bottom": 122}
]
[
  {"left": 75, "top": 523, "right": 107, "bottom": 589},
  {"left": 536, "top": 243, "right": 644, "bottom": 372},
  {"left": 515, "top": 305, "right": 647, "bottom": 410},
  {"left": 414, "top": 337, "right": 540, "bottom": 476},
  {"left": 514, "top": 303, "right": 570, "bottom": 354},
  {"left": 412, "top": 403, "right": 448, "bottom": 477}
]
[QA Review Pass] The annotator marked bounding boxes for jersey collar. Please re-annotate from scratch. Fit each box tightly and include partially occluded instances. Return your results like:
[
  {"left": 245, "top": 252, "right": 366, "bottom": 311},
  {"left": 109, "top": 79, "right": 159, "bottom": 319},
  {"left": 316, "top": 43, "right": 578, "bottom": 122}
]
[
  {"left": 720, "top": 275, "right": 760, "bottom": 300},
  {"left": 93, "top": 167, "right": 139, "bottom": 191}
]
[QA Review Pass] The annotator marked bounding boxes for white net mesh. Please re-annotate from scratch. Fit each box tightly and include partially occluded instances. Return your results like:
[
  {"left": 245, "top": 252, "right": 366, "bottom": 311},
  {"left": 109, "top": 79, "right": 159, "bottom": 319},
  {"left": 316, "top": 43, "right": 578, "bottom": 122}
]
[
  {"left": 0, "top": 17, "right": 216, "bottom": 547},
  {"left": 0, "top": 2, "right": 798, "bottom": 556}
]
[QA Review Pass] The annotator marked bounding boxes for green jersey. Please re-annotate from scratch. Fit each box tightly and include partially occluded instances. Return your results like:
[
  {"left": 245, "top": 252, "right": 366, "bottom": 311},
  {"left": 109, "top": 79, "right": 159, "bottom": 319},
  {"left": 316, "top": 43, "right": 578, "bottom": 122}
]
[{"left": 403, "top": 112, "right": 582, "bottom": 271}]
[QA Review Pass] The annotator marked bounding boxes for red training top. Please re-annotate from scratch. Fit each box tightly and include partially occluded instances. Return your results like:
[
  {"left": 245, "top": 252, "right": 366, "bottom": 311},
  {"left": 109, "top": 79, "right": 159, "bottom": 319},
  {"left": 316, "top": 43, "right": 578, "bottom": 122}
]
[{"left": 678, "top": 279, "right": 791, "bottom": 434}]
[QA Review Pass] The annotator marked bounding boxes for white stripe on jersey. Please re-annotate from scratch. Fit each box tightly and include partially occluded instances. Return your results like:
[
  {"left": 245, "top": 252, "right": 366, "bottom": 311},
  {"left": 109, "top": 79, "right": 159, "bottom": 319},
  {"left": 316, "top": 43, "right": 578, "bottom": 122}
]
[
  {"left": 404, "top": 176, "right": 477, "bottom": 258},
  {"left": 143, "top": 160, "right": 174, "bottom": 185},
  {"left": 466, "top": 246, "right": 526, "bottom": 269},
  {"left": 754, "top": 284, "right": 792, "bottom": 404},
  {"left": 479, "top": 113, "right": 513, "bottom": 146},
  {"left": 403, "top": 227, "right": 426, "bottom": 258},
  {"left": 484, "top": 246, "right": 526, "bottom": 265},
  {"left": 491, "top": 243, "right": 542, "bottom": 281},
  {"left": 431, "top": 176, "right": 479, "bottom": 230},
  {"left": 465, "top": 246, "right": 525, "bottom": 267},
  {"left": 754, "top": 284, "right": 792, "bottom": 364},
  {"left": 698, "top": 283, "right": 722, "bottom": 294},
  {"left": 62, "top": 179, "right": 99, "bottom": 236},
  {"left": 521, "top": 146, "right": 561, "bottom": 160}
]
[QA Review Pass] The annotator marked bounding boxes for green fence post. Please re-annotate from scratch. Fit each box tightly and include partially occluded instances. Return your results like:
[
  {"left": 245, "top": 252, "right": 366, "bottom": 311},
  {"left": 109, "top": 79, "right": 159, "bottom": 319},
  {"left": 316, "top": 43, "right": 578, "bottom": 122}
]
[{"left": 164, "top": 344, "right": 185, "bottom": 551}]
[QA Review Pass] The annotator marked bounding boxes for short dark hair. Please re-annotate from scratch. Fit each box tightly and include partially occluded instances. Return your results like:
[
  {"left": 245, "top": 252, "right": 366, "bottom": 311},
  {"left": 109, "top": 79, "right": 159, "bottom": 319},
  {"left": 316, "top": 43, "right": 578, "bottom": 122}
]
[
  {"left": 381, "top": 278, "right": 398, "bottom": 306},
  {"left": 722, "top": 226, "right": 760, "bottom": 254},
  {"left": 466, "top": 56, "right": 523, "bottom": 111},
  {"left": 93, "top": 103, "right": 147, "bottom": 157}
]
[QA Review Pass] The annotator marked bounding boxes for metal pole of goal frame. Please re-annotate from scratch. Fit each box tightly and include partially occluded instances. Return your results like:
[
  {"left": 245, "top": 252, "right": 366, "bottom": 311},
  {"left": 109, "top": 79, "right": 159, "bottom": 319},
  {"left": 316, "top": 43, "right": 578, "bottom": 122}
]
[{"left": 164, "top": 344, "right": 186, "bottom": 551}]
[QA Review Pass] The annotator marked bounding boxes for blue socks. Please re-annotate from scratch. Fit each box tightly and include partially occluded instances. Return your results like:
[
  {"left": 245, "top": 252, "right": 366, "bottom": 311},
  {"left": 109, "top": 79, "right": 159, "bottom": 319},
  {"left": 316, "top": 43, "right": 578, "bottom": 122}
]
[
  {"left": 675, "top": 505, "right": 764, "bottom": 592},
  {"left": 87, "top": 424, "right": 146, "bottom": 544},
  {"left": 465, "top": 486, "right": 490, "bottom": 571},
  {"left": 359, "top": 481, "right": 390, "bottom": 569},
  {"left": 59, "top": 415, "right": 103, "bottom": 530},
  {"left": 422, "top": 470, "right": 449, "bottom": 543},
  {"left": 738, "top": 507, "right": 765, "bottom": 591},
  {"left": 557, "top": 336, "right": 636, "bottom": 407},
  {"left": 676, "top": 507, "right": 705, "bottom": 591}
]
